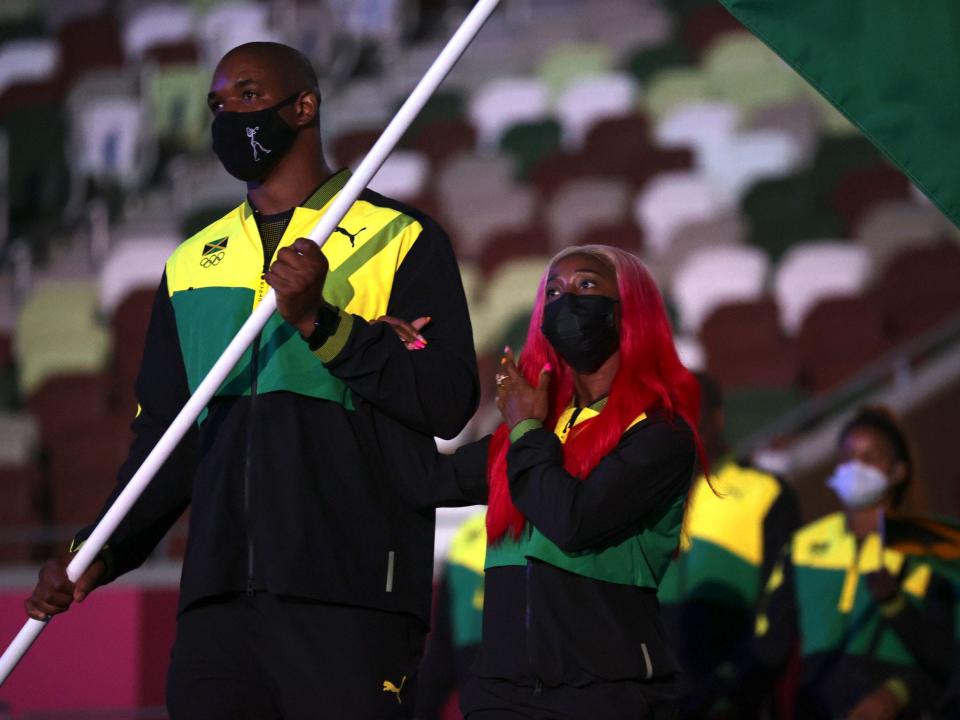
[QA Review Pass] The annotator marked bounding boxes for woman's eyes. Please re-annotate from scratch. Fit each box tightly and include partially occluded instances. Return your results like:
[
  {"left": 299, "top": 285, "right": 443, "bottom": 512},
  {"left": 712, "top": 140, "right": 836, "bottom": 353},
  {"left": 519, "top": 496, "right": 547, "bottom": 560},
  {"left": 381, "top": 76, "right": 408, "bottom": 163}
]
[{"left": 578, "top": 279, "right": 597, "bottom": 289}]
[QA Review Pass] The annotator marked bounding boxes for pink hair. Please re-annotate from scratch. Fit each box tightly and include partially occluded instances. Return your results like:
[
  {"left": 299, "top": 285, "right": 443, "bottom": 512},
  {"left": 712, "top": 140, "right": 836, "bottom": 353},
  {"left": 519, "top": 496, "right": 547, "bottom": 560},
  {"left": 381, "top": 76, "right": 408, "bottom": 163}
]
[{"left": 486, "top": 245, "right": 707, "bottom": 543}]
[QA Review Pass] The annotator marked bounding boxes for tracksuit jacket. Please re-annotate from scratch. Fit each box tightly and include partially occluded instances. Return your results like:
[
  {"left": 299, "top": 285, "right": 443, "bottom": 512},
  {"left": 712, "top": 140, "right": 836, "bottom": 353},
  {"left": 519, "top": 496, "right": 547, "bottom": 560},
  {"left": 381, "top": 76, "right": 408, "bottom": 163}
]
[{"left": 74, "top": 170, "right": 480, "bottom": 625}]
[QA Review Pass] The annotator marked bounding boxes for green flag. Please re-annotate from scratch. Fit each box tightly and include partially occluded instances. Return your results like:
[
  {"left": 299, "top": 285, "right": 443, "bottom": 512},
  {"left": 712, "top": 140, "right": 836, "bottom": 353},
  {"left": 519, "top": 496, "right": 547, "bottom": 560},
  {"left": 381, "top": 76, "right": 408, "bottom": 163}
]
[{"left": 716, "top": 0, "right": 960, "bottom": 230}]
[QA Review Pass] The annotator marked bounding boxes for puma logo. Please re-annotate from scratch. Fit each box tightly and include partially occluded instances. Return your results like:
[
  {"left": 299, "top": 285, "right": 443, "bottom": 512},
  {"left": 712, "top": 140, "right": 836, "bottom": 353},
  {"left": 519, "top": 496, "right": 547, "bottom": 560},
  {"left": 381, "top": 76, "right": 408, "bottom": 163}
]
[
  {"left": 334, "top": 225, "right": 366, "bottom": 247},
  {"left": 382, "top": 676, "right": 406, "bottom": 704}
]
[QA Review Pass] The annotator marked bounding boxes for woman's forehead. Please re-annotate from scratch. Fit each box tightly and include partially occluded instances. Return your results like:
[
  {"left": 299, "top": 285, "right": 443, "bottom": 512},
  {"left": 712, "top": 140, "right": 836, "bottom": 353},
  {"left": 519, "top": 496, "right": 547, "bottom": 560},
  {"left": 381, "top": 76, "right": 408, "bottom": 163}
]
[{"left": 549, "top": 252, "right": 615, "bottom": 278}]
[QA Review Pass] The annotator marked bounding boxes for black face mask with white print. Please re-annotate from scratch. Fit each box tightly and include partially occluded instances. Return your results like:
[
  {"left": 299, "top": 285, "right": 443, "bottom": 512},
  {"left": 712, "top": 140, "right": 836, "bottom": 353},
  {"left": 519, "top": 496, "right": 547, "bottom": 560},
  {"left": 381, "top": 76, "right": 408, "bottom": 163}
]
[
  {"left": 541, "top": 293, "right": 620, "bottom": 373},
  {"left": 211, "top": 93, "right": 299, "bottom": 181}
]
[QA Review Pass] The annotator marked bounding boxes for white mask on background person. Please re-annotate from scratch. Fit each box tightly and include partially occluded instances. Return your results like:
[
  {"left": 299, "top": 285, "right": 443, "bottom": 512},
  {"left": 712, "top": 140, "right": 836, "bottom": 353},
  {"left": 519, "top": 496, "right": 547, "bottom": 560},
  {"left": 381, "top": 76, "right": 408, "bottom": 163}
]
[{"left": 827, "top": 460, "right": 890, "bottom": 509}]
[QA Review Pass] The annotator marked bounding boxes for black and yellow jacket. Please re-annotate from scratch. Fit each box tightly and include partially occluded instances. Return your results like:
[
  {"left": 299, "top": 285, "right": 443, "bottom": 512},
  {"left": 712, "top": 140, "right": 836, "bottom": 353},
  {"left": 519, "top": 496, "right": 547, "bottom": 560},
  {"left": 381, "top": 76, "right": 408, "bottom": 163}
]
[
  {"left": 709, "top": 512, "right": 955, "bottom": 719},
  {"left": 658, "top": 459, "right": 799, "bottom": 679},
  {"left": 74, "top": 171, "right": 479, "bottom": 624}
]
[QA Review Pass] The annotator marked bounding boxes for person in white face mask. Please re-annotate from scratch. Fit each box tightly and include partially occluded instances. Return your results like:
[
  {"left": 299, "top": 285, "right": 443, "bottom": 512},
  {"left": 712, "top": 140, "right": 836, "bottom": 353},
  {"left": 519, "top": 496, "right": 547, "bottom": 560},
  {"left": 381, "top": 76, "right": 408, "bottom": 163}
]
[{"left": 688, "top": 406, "right": 956, "bottom": 720}]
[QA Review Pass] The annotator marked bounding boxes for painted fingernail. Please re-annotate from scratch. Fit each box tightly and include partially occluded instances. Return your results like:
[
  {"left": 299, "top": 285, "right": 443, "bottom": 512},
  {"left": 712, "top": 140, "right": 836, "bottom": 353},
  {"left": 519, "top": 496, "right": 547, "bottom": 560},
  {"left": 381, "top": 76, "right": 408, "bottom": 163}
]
[
  {"left": 415, "top": 340, "right": 426, "bottom": 349},
  {"left": 500, "top": 357, "right": 507, "bottom": 365},
  {"left": 504, "top": 345, "right": 511, "bottom": 353},
  {"left": 543, "top": 363, "right": 552, "bottom": 372},
  {"left": 416, "top": 335, "right": 427, "bottom": 344}
]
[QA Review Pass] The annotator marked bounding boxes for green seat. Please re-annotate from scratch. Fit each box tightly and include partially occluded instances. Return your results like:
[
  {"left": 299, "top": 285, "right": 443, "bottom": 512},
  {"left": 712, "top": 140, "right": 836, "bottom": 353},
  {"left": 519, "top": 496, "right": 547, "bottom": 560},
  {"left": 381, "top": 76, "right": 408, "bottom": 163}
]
[
  {"left": 0, "top": 105, "right": 70, "bottom": 236},
  {"left": 147, "top": 63, "right": 211, "bottom": 153},
  {"left": 0, "top": 0, "right": 39, "bottom": 22},
  {"left": 741, "top": 175, "right": 843, "bottom": 261},
  {"left": 537, "top": 43, "right": 615, "bottom": 99},
  {"left": 0, "top": 13, "right": 43, "bottom": 42},
  {"left": 803, "top": 86, "right": 859, "bottom": 137},
  {"left": 809, "top": 136, "right": 883, "bottom": 199},
  {"left": 624, "top": 41, "right": 693, "bottom": 84},
  {"left": 399, "top": 90, "right": 465, "bottom": 146},
  {"left": 471, "top": 257, "right": 550, "bottom": 354},
  {"left": 499, "top": 119, "right": 562, "bottom": 181},
  {"left": 703, "top": 34, "right": 805, "bottom": 117},
  {"left": 15, "top": 281, "right": 110, "bottom": 397},
  {"left": 643, "top": 68, "right": 712, "bottom": 120},
  {"left": 725, "top": 385, "right": 806, "bottom": 447}
]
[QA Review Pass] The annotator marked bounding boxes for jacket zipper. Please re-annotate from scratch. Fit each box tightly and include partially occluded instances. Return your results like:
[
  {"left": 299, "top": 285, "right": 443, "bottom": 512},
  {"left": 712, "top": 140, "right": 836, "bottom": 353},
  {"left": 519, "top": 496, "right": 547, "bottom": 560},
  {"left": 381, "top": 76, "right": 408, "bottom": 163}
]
[
  {"left": 525, "top": 559, "right": 543, "bottom": 695},
  {"left": 244, "top": 257, "right": 270, "bottom": 595}
]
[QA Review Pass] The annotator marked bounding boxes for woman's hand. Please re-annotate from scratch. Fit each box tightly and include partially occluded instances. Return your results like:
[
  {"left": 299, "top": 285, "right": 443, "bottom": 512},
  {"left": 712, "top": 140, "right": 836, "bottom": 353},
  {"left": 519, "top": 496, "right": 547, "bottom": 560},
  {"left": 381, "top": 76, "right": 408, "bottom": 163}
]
[
  {"left": 495, "top": 346, "right": 551, "bottom": 428},
  {"left": 374, "top": 315, "right": 430, "bottom": 350}
]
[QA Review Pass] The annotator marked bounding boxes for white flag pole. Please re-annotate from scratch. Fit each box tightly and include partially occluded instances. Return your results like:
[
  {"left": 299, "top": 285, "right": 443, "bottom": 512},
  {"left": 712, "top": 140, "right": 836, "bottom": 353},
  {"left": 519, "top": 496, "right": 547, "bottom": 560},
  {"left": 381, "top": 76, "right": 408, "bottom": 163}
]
[{"left": 0, "top": 0, "right": 501, "bottom": 686}]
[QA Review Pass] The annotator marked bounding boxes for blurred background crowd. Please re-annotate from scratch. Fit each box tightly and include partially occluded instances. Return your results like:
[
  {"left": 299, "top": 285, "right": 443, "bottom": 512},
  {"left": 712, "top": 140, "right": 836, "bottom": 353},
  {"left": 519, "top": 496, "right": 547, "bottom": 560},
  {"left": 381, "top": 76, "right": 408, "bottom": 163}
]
[{"left": 0, "top": 0, "right": 957, "bottom": 717}]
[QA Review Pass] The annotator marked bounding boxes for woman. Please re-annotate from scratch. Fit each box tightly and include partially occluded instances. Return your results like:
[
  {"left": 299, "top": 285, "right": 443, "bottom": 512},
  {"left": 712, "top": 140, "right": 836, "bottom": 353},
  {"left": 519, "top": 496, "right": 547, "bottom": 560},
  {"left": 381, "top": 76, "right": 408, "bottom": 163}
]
[
  {"left": 396, "top": 245, "right": 705, "bottom": 719},
  {"left": 695, "top": 406, "right": 955, "bottom": 720}
]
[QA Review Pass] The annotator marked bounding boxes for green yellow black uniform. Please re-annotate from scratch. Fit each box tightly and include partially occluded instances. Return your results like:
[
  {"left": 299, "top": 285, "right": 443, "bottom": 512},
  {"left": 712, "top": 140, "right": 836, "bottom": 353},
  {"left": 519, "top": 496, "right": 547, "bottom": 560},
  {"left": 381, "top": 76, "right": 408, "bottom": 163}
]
[
  {"left": 658, "top": 459, "right": 799, "bottom": 687},
  {"left": 423, "top": 399, "right": 697, "bottom": 718},
  {"left": 72, "top": 170, "right": 479, "bottom": 717},
  {"left": 705, "top": 512, "right": 955, "bottom": 718}
]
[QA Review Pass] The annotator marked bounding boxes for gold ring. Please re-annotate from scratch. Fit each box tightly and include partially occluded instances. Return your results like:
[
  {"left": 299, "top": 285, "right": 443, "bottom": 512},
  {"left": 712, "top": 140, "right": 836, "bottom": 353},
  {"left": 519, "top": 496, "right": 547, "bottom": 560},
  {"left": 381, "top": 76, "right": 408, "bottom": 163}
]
[{"left": 495, "top": 373, "right": 508, "bottom": 386}]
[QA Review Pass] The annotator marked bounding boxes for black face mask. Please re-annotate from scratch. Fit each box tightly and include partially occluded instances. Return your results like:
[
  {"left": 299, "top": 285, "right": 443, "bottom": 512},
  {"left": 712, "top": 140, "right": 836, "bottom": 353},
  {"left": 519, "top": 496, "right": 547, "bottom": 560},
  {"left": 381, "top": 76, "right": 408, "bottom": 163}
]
[
  {"left": 541, "top": 293, "right": 619, "bottom": 373},
  {"left": 211, "top": 93, "right": 299, "bottom": 181}
]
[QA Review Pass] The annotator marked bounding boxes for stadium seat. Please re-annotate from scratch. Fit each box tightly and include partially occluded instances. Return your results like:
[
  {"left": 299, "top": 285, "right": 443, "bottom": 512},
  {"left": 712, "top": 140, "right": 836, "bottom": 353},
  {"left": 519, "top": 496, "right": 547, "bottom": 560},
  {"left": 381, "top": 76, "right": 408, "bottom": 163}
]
[
  {"left": 467, "top": 76, "right": 550, "bottom": 149},
  {"left": 700, "top": 297, "right": 797, "bottom": 388},
  {"left": 0, "top": 464, "right": 43, "bottom": 562},
  {"left": 367, "top": 150, "right": 429, "bottom": 201},
  {"left": 643, "top": 67, "right": 711, "bottom": 121},
  {"left": 110, "top": 287, "right": 156, "bottom": 412},
  {"left": 773, "top": 241, "right": 872, "bottom": 335},
  {"left": 323, "top": 80, "right": 392, "bottom": 142},
  {"left": 624, "top": 40, "right": 693, "bottom": 84},
  {"left": 575, "top": 221, "right": 644, "bottom": 253},
  {"left": 0, "top": 39, "right": 59, "bottom": 98},
  {"left": 674, "top": 334, "right": 706, "bottom": 372},
  {"left": 634, "top": 171, "right": 729, "bottom": 256},
  {"left": 25, "top": 373, "right": 111, "bottom": 448},
  {"left": 42, "top": 0, "right": 109, "bottom": 30},
  {"left": 647, "top": 213, "right": 747, "bottom": 286},
  {"left": 878, "top": 242, "right": 960, "bottom": 341},
  {"left": 545, "top": 177, "right": 631, "bottom": 250},
  {"left": 48, "top": 414, "right": 133, "bottom": 525},
  {"left": 582, "top": 113, "right": 651, "bottom": 162},
  {"left": 70, "top": 95, "right": 155, "bottom": 191},
  {"left": 499, "top": 118, "right": 562, "bottom": 181},
  {"left": 702, "top": 128, "right": 803, "bottom": 202},
  {"left": 56, "top": 11, "right": 125, "bottom": 88},
  {"left": 122, "top": 3, "right": 194, "bottom": 61},
  {"left": 831, "top": 163, "right": 911, "bottom": 234},
  {"left": 146, "top": 63, "right": 210, "bottom": 153},
  {"left": 411, "top": 117, "right": 476, "bottom": 169},
  {"left": 796, "top": 295, "right": 891, "bottom": 394},
  {"left": 197, "top": 1, "right": 276, "bottom": 68},
  {"left": 855, "top": 201, "right": 949, "bottom": 268},
  {"left": 680, "top": 3, "right": 745, "bottom": 58},
  {"left": 553, "top": 72, "right": 638, "bottom": 149},
  {"left": 0, "top": 412, "right": 39, "bottom": 468},
  {"left": 654, "top": 100, "right": 740, "bottom": 163},
  {"left": 670, "top": 245, "right": 770, "bottom": 334},
  {"left": 471, "top": 256, "right": 551, "bottom": 354},
  {"left": 746, "top": 99, "right": 821, "bottom": 167},
  {"left": 584, "top": 0, "right": 673, "bottom": 57},
  {"left": 536, "top": 42, "right": 615, "bottom": 98},
  {"left": 99, "top": 236, "right": 177, "bottom": 317},
  {"left": 704, "top": 35, "right": 806, "bottom": 116},
  {"left": 477, "top": 224, "right": 551, "bottom": 278}
]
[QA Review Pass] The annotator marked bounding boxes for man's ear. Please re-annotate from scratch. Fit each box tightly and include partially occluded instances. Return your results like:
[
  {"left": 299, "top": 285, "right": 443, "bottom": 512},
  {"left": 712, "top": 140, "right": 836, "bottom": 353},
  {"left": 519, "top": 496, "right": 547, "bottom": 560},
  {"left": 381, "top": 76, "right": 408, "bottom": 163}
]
[{"left": 295, "top": 90, "right": 319, "bottom": 128}]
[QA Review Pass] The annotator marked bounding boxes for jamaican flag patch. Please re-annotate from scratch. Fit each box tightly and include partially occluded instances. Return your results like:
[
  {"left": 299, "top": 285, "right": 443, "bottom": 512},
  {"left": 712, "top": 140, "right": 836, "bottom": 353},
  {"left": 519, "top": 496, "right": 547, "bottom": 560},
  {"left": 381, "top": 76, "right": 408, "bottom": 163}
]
[{"left": 200, "top": 237, "right": 228, "bottom": 268}]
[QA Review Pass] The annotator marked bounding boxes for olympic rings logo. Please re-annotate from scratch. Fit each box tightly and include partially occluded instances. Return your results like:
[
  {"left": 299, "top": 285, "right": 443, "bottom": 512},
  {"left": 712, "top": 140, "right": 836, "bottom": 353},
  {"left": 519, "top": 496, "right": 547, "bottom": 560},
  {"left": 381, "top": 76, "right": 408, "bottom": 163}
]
[{"left": 200, "top": 252, "right": 225, "bottom": 268}]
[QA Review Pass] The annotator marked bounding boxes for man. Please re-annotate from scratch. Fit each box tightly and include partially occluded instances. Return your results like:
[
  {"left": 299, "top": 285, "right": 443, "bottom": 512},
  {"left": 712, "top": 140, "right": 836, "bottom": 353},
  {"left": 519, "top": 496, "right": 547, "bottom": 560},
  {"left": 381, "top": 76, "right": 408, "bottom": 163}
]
[
  {"left": 657, "top": 372, "right": 800, "bottom": 717},
  {"left": 25, "top": 42, "right": 479, "bottom": 719}
]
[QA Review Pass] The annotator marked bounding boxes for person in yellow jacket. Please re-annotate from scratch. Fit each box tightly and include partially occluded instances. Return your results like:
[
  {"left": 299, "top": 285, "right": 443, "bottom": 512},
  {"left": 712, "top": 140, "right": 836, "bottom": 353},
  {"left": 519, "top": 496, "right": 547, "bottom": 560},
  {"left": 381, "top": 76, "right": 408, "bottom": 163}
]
[{"left": 657, "top": 372, "right": 799, "bottom": 717}]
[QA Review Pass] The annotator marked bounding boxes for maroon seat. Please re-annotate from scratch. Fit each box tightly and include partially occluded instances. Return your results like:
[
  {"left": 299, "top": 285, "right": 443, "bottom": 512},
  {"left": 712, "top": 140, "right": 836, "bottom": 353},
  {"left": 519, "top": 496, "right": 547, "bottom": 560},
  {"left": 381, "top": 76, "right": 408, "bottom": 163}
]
[
  {"left": 25, "top": 374, "right": 112, "bottom": 449},
  {"left": 330, "top": 128, "right": 383, "bottom": 168},
  {"left": 528, "top": 151, "right": 592, "bottom": 199},
  {"left": 796, "top": 295, "right": 892, "bottom": 394},
  {"left": 682, "top": 5, "right": 747, "bottom": 58},
  {"left": 412, "top": 117, "right": 476, "bottom": 169},
  {"left": 0, "top": 465, "right": 43, "bottom": 562},
  {"left": 879, "top": 242, "right": 960, "bottom": 340},
  {"left": 57, "top": 13, "right": 125, "bottom": 89},
  {"left": 699, "top": 298, "right": 797, "bottom": 388},
  {"left": 477, "top": 224, "right": 551, "bottom": 277},
  {"left": 48, "top": 414, "right": 134, "bottom": 526},
  {"left": 0, "top": 77, "right": 66, "bottom": 119},
  {"left": 143, "top": 41, "right": 200, "bottom": 65},
  {"left": 574, "top": 221, "right": 644, "bottom": 253},
  {"left": 831, "top": 164, "right": 911, "bottom": 235},
  {"left": 582, "top": 114, "right": 651, "bottom": 162},
  {"left": 111, "top": 288, "right": 157, "bottom": 413}
]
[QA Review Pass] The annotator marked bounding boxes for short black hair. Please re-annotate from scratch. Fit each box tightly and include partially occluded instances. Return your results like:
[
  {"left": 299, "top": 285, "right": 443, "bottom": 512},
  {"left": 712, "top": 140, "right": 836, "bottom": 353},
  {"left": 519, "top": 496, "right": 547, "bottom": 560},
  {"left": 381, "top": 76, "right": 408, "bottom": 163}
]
[
  {"left": 223, "top": 41, "right": 320, "bottom": 96},
  {"left": 840, "top": 405, "right": 913, "bottom": 506}
]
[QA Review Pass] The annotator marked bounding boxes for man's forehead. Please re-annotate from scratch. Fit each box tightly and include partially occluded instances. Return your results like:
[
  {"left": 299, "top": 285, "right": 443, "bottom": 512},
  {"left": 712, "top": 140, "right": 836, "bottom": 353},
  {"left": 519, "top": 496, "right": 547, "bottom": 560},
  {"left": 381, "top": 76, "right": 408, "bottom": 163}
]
[{"left": 210, "top": 52, "right": 280, "bottom": 91}]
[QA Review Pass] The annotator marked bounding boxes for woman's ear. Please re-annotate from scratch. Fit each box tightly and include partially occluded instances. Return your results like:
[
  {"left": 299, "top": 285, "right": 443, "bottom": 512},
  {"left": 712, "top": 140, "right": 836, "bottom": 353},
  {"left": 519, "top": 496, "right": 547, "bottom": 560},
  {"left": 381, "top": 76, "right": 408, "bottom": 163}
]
[{"left": 889, "top": 460, "right": 908, "bottom": 485}]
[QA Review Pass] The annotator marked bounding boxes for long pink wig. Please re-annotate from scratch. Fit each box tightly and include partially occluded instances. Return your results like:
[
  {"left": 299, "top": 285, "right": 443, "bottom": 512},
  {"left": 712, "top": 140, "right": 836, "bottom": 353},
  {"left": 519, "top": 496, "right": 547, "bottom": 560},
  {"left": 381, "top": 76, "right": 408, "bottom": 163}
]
[{"left": 486, "top": 245, "right": 707, "bottom": 543}]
